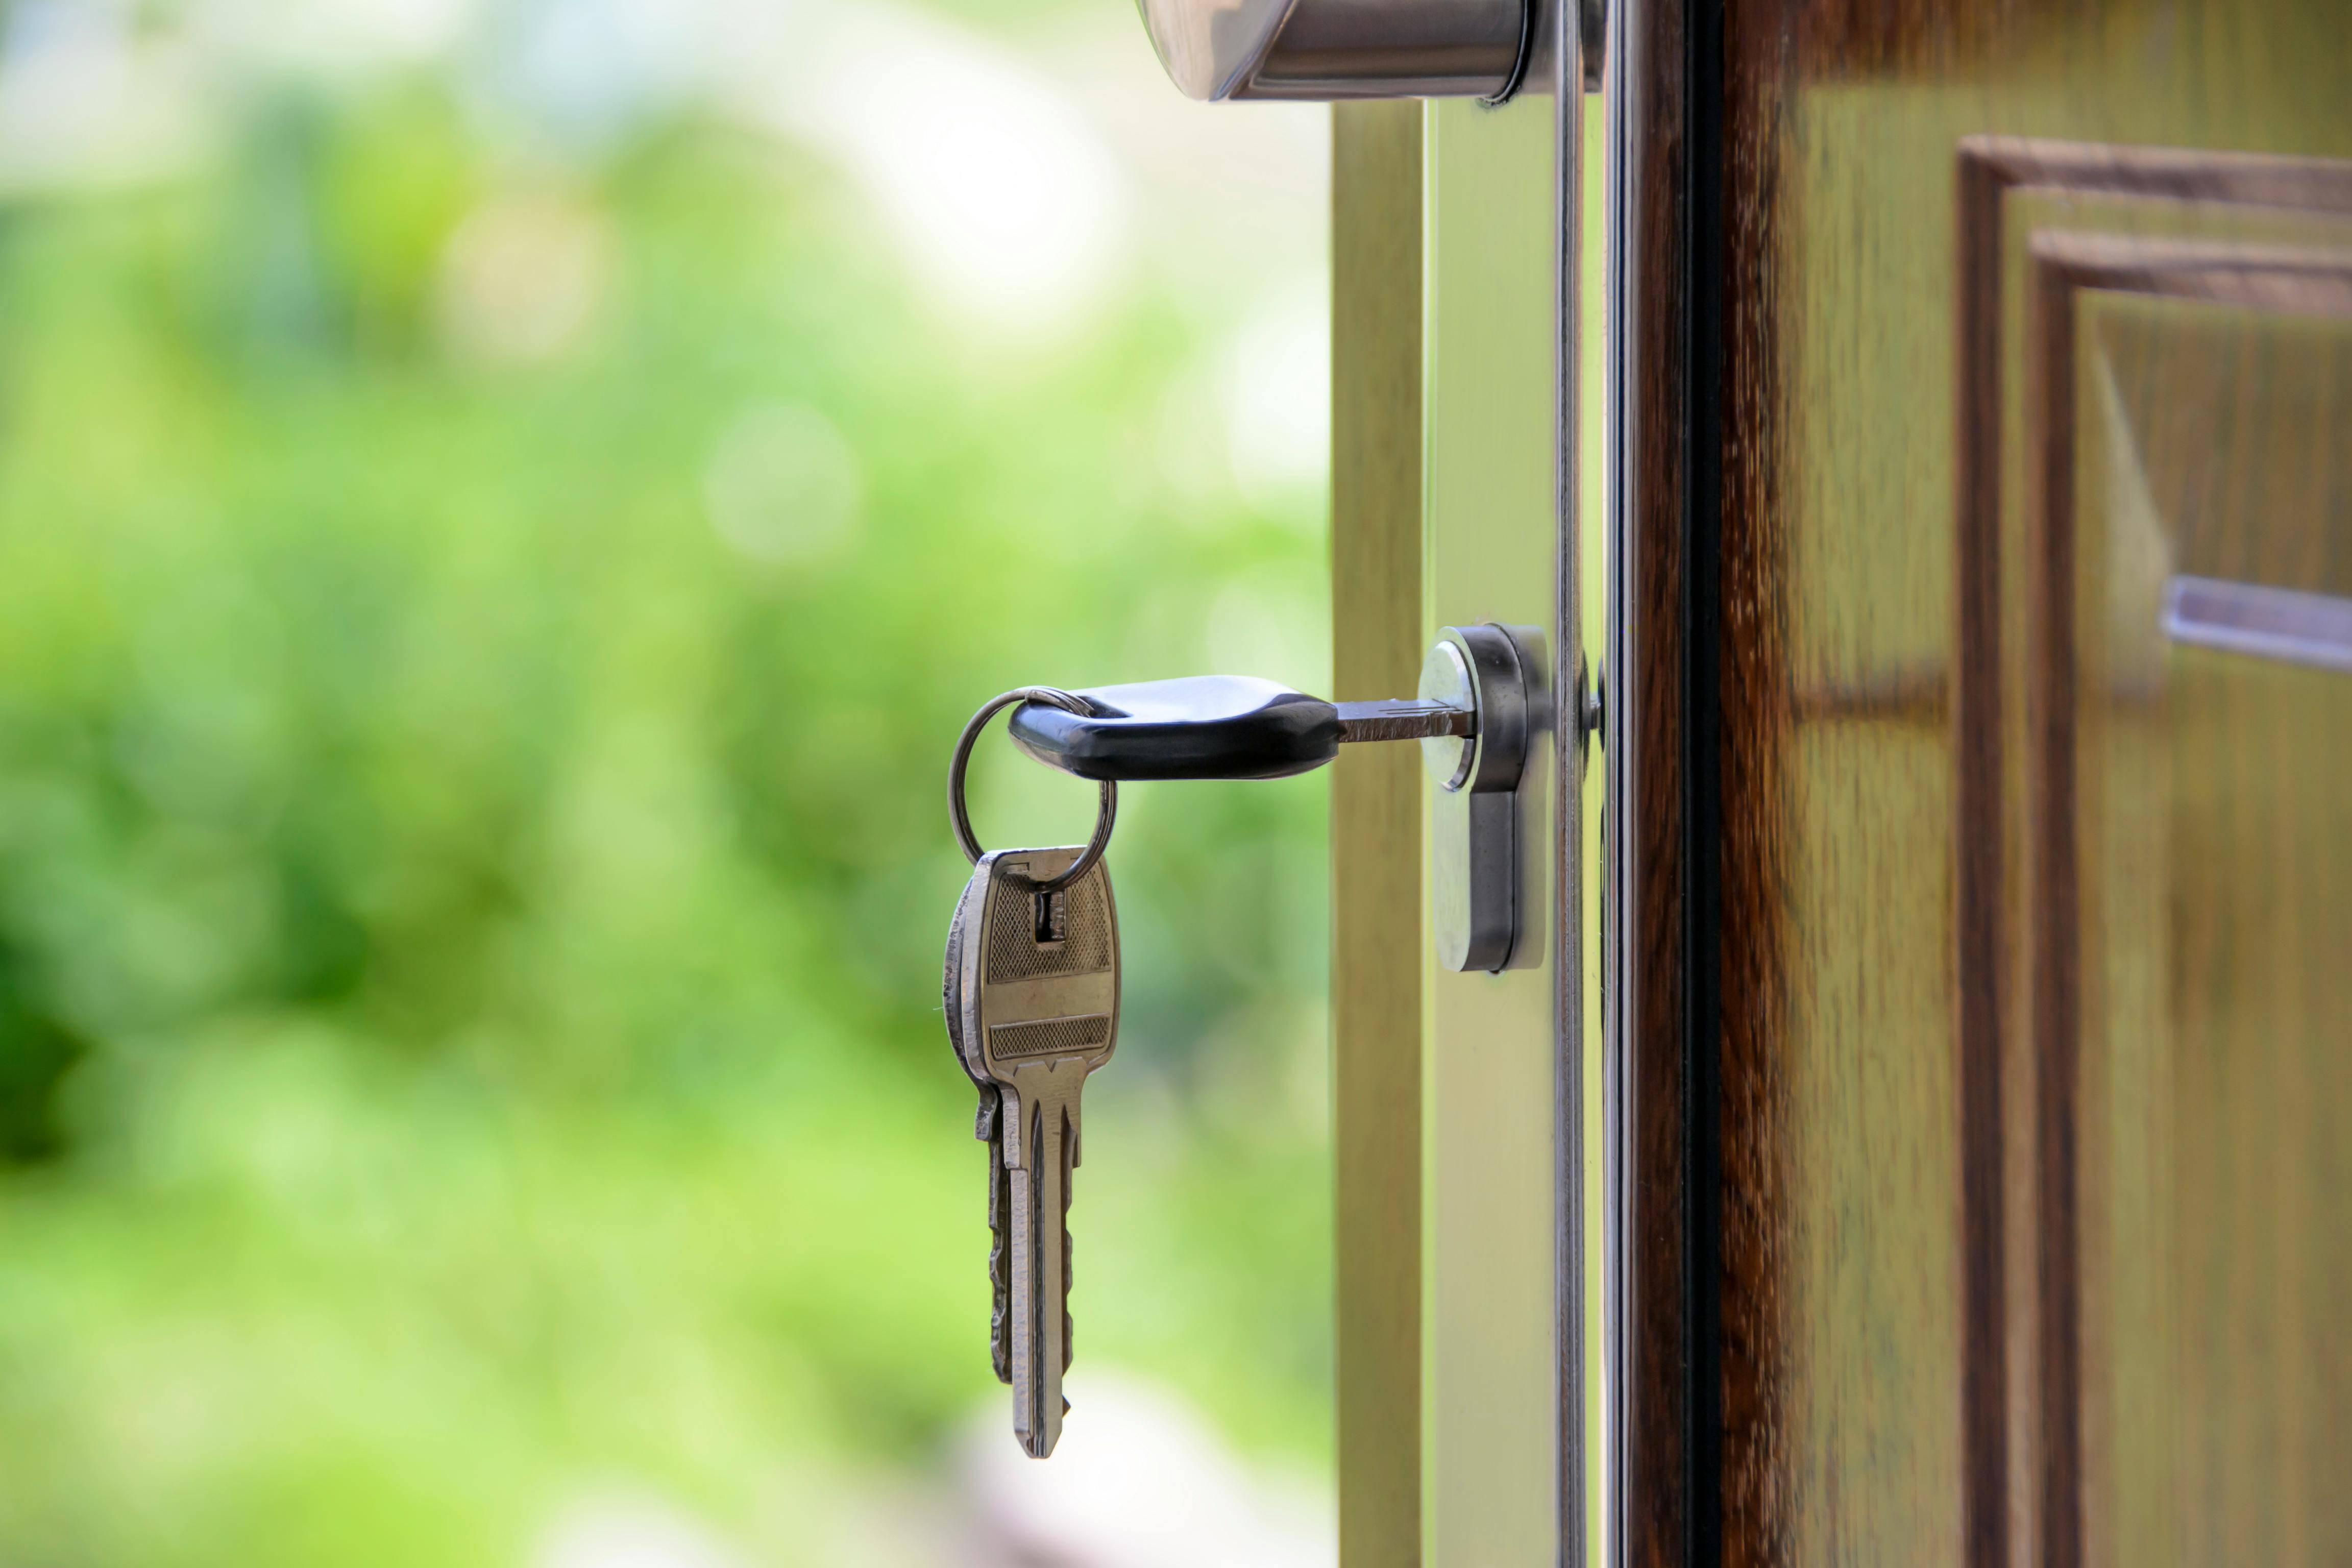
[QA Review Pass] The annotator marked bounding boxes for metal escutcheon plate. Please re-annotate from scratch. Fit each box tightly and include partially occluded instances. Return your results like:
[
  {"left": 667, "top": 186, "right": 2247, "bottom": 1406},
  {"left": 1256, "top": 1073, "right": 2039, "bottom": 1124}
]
[{"left": 1420, "top": 624, "right": 1532, "bottom": 973}]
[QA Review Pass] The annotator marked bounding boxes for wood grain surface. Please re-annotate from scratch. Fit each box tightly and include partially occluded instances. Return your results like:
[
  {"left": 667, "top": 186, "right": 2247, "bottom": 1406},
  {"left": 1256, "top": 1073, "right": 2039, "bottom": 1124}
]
[
  {"left": 2024, "top": 239, "right": 2352, "bottom": 1568},
  {"left": 1618, "top": 1, "right": 2352, "bottom": 1564},
  {"left": 1610, "top": 0, "right": 1698, "bottom": 1556},
  {"left": 1958, "top": 137, "right": 2352, "bottom": 1568}
]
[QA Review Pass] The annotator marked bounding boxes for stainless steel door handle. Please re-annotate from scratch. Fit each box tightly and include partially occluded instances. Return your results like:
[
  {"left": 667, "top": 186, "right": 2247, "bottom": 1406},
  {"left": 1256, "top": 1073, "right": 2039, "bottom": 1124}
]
[{"left": 1135, "top": 0, "right": 1545, "bottom": 102}]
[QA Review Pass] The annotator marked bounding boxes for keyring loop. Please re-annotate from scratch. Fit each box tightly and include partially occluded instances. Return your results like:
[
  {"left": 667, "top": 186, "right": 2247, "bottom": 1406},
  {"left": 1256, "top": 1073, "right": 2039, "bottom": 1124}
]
[{"left": 948, "top": 687, "right": 1117, "bottom": 893}]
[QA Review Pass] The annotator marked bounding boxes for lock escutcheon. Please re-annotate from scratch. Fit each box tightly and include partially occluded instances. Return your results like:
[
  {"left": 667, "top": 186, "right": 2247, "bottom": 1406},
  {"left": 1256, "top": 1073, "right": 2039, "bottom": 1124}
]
[{"left": 1420, "top": 625, "right": 1531, "bottom": 974}]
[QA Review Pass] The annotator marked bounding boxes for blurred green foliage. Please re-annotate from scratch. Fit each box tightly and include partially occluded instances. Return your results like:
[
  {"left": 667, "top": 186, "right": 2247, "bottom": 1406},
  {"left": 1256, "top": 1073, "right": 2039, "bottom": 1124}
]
[{"left": 0, "top": 46, "right": 1330, "bottom": 1566}]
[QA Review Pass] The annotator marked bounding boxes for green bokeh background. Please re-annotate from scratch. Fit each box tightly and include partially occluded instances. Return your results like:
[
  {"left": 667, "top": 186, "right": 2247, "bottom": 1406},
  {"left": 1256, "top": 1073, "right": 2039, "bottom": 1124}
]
[{"left": 0, "top": 3, "right": 1334, "bottom": 1560}]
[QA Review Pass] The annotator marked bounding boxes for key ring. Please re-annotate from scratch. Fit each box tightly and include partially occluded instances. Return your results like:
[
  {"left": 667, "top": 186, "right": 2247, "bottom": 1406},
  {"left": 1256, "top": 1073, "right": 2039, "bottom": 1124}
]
[{"left": 949, "top": 687, "right": 1117, "bottom": 893}]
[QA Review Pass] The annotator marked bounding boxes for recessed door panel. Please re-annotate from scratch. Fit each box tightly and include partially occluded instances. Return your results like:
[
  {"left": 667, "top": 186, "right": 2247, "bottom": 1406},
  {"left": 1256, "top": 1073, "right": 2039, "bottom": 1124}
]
[{"left": 2034, "top": 270, "right": 2352, "bottom": 1568}]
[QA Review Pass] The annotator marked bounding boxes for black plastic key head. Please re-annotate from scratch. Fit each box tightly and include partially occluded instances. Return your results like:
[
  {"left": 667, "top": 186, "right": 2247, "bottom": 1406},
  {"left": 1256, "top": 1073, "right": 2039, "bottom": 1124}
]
[{"left": 1008, "top": 676, "right": 1342, "bottom": 781}]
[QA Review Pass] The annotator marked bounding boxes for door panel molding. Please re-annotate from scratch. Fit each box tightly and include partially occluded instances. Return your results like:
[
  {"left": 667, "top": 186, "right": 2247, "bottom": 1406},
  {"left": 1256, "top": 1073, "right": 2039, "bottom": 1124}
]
[{"left": 1954, "top": 136, "right": 2352, "bottom": 1568}]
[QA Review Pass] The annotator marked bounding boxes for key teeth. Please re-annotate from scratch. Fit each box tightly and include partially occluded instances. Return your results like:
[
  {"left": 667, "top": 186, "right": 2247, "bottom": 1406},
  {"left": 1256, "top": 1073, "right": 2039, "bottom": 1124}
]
[
  {"left": 988, "top": 1137, "right": 1012, "bottom": 1386},
  {"left": 1063, "top": 1173, "right": 1075, "bottom": 1374}
]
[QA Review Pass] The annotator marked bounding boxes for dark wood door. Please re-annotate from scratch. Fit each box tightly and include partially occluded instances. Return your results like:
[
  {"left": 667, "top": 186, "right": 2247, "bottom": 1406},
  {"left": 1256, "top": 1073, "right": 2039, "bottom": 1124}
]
[{"left": 1611, "top": 2, "right": 2352, "bottom": 1564}]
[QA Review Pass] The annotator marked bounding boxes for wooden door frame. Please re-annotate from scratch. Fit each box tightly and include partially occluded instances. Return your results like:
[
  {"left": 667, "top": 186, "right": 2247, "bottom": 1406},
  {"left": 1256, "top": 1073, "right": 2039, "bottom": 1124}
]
[{"left": 1606, "top": 0, "right": 1714, "bottom": 1560}]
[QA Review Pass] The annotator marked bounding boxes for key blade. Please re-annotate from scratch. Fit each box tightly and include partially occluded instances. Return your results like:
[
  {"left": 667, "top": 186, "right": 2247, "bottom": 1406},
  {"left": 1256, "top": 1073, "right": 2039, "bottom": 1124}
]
[
  {"left": 1004, "top": 1059, "right": 1089, "bottom": 1457},
  {"left": 1332, "top": 697, "right": 1473, "bottom": 743}
]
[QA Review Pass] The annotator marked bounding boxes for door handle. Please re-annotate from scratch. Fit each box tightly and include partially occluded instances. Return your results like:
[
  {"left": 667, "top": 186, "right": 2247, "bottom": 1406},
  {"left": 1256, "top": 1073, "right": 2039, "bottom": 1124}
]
[
  {"left": 1136, "top": 0, "right": 1535, "bottom": 103},
  {"left": 1133, "top": 0, "right": 1603, "bottom": 103},
  {"left": 1001, "top": 626, "right": 1536, "bottom": 971}
]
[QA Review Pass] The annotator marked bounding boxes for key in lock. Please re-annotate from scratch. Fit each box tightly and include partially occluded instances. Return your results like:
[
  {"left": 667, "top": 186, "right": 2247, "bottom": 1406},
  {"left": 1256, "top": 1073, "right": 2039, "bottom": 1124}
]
[
  {"left": 1004, "top": 625, "right": 1559, "bottom": 971},
  {"left": 943, "top": 636, "right": 1579, "bottom": 1456}
]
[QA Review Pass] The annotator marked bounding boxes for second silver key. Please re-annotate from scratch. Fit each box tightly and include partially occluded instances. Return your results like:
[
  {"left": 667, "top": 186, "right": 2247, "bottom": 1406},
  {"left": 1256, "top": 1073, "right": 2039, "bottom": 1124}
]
[{"left": 945, "top": 844, "right": 1119, "bottom": 1458}]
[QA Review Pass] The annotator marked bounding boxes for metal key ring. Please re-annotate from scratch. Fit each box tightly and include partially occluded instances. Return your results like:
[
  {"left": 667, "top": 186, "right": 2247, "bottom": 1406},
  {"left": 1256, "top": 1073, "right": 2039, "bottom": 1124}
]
[{"left": 949, "top": 687, "right": 1117, "bottom": 893}]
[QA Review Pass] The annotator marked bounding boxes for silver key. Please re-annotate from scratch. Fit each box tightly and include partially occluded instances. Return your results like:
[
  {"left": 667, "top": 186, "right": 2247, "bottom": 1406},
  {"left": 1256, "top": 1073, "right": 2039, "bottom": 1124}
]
[
  {"left": 943, "top": 844, "right": 1119, "bottom": 1458},
  {"left": 943, "top": 865, "right": 1015, "bottom": 1385}
]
